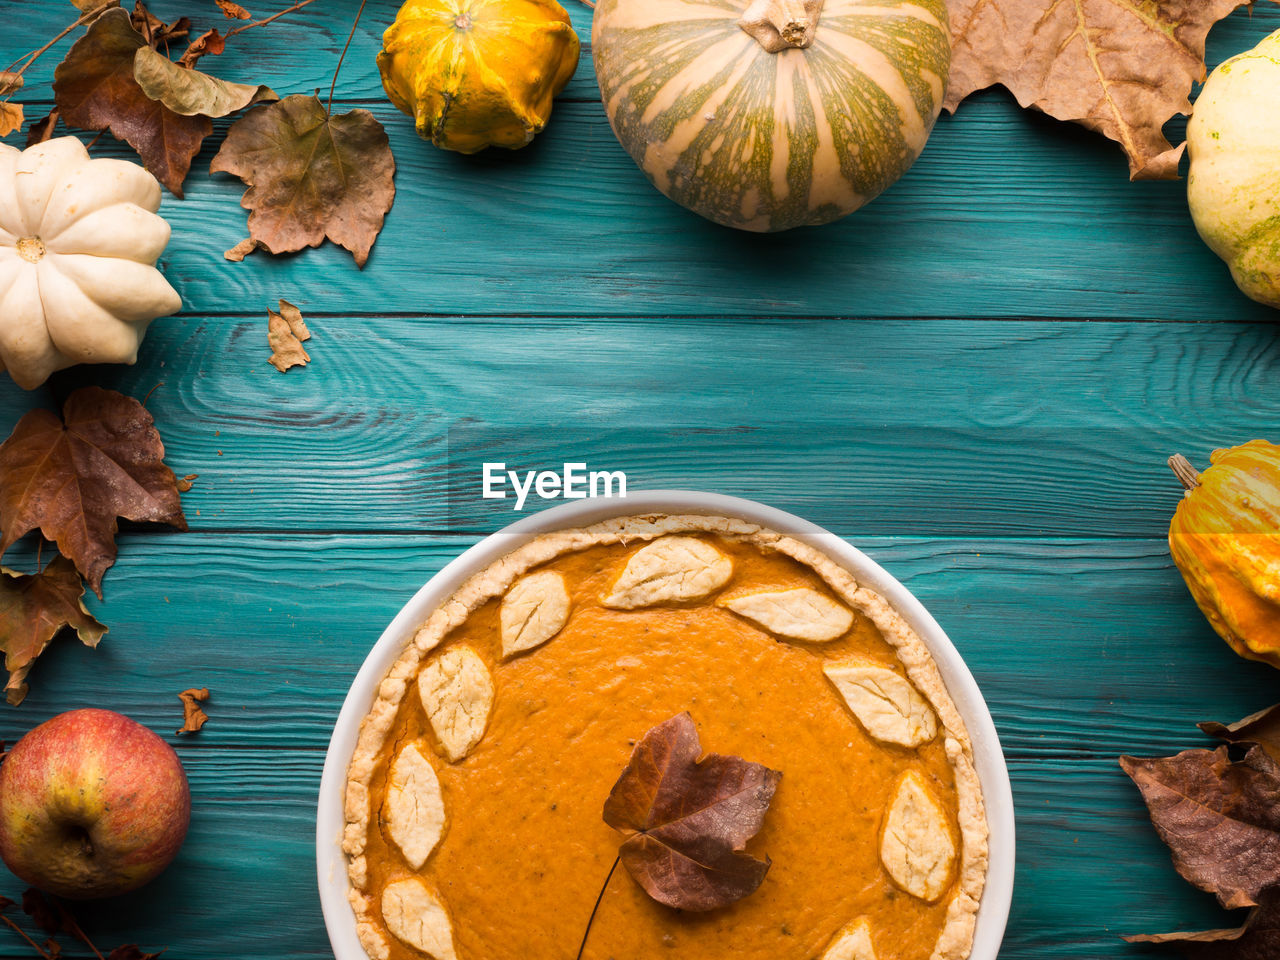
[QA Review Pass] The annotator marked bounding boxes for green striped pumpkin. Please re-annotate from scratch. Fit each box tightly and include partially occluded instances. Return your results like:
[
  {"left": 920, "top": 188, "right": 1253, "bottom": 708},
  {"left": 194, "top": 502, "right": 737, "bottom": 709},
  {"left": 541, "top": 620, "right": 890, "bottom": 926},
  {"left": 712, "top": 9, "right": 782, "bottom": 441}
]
[{"left": 591, "top": 0, "right": 950, "bottom": 232}]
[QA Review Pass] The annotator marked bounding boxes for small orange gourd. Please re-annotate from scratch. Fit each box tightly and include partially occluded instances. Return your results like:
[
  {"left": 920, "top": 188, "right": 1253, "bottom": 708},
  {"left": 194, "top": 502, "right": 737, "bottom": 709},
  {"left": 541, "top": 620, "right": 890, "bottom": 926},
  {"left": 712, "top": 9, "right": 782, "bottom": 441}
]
[
  {"left": 1168, "top": 440, "right": 1280, "bottom": 669},
  {"left": 377, "top": 0, "right": 580, "bottom": 154}
]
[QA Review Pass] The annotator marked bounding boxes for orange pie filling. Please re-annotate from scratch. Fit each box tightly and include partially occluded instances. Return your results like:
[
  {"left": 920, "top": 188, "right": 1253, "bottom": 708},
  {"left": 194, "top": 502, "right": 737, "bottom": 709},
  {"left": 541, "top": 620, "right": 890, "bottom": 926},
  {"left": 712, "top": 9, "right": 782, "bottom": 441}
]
[{"left": 344, "top": 520, "right": 987, "bottom": 960}]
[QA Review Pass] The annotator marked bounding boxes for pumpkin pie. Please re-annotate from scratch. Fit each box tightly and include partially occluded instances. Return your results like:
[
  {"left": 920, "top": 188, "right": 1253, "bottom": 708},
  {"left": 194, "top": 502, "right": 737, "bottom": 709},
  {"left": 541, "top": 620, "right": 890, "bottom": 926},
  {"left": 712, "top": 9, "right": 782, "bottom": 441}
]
[{"left": 343, "top": 515, "right": 988, "bottom": 960}]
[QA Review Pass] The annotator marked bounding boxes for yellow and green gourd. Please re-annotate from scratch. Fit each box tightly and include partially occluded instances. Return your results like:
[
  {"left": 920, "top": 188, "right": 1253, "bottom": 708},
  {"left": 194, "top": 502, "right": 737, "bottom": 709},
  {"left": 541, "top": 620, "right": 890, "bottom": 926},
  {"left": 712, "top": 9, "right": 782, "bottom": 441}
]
[
  {"left": 378, "top": 0, "right": 580, "bottom": 154},
  {"left": 591, "top": 0, "right": 950, "bottom": 232}
]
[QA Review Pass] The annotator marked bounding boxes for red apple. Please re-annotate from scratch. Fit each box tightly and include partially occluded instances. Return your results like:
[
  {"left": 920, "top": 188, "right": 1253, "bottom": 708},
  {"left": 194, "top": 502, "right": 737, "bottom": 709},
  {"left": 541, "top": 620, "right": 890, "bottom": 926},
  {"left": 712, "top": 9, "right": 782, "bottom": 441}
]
[{"left": 0, "top": 708, "right": 190, "bottom": 899}]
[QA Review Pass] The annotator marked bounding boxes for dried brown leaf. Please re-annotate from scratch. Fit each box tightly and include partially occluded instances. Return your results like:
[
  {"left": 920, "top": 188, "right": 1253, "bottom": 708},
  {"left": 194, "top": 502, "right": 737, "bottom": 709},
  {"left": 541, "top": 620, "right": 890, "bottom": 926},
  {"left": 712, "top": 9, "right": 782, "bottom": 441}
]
[
  {"left": 944, "top": 0, "right": 1249, "bottom": 179},
  {"left": 176, "top": 28, "right": 225, "bottom": 69},
  {"left": 0, "top": 73, "right": 22, "bottom": 96},
  {"left": 53, "top": 7, "right": 212, "bottom": 196},
  {"left": 177, "top": 687, "right": 209, "bottom": 734},
  {"left": 71, "top": 0, "right": 121, "bottom": 10},
  {"left": 0, "top": 558, "right": 106, "bottom": 705},
  {"left": 25, "top": 109, "right": 60, "bottom": 147},
  {"left": 1125, "top": 886, "right": 1280, "bottom": 958},
  {"left": 211, "top": 94, "right": 395, "bottom": 267},
  {"left": 0, "top": 104, "right": 21, "bottom": 138},
  {"left": 107, "top": 946, "right": 164, "bottom": 960},
  {"left": 0, "top": 386, "right": 188, "bottom": 598},
  {"left": 1120, "top": 746, "right": 1280, "bottom": 909},
  {"left": 224, "top": 237, "right": 263, "bottom": 262},
  {"left": 1201, "top": 704, "right": 1280, "bottom": 767},
  {"left": 603, "top": 712, "right": 781, "bottom": 912},
  {"left": 267, "top": 299, "right": 312, "bottom": 372},
  {"left": 215, "top": 0, "right": 251, "bottom": 18},
  {"left": 130, "top": 3, "right": 188, "bottom": 48},
  {"left": 133, "top": 45, "right": 275, "bottom": 117}
]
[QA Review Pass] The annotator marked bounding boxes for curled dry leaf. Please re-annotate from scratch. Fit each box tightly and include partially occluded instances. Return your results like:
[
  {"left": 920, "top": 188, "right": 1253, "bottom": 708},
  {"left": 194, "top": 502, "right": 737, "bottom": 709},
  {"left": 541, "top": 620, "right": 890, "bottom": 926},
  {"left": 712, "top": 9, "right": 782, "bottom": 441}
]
[
  {"left": 0, "top": 104, "right": 21, "bottom": 139},
  {"left": 0, "top": 557, "right": 106, "bottom": 706},
  {"left": 177, "top": 686, "right": 209, "bottom": 734},
  {"left": 602, "top": 712, "right": 781, "bottom": 912},
  {"left": 211, "top": 94, "right": 396, "bottom": 268},
  {"left": 176, "top": 28, "right": 225, "bottom": 69},
  {"left": 1120, "top": 745, "right": 1280, "bottom": 910},
  {"left": 52, "top": 7, "right": 211, "bottom": 196},
  {"left": 1200, "top": 704, "right": 1280, "bottom": 767},
  {"left": 267, "top": 299, "right": 311, "bottom": 372},
  {"left": 215, "top": 0, "right": 252, "bottom": 19},
  {"left": 1125, "top": 885, "right": 1280, "bottom": 959},
  {"left": 944, "top": 0, "right": 1249, "bottom": 180},
  {"left": 0, "top": 386, "right": 188, "bottom": 597},
  {"left": 134, "top": 45, "right": 275, "bottom": 117},
  {"left": 0, "top": 73, "right": 22, "bottom": 96}
]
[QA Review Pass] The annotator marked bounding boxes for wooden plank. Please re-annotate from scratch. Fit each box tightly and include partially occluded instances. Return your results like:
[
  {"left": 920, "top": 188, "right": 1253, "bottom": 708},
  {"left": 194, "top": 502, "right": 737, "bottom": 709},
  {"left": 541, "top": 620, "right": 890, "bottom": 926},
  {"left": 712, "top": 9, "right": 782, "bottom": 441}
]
[
  {"left": 4, "top": 7, "right": 1278, "bottom": 319},
  {"left": 1, "top": 534, "right": 1271, "bottom": 759},
  {"left": 1, "top": 317, "right": 1274, "bottom": 538}
]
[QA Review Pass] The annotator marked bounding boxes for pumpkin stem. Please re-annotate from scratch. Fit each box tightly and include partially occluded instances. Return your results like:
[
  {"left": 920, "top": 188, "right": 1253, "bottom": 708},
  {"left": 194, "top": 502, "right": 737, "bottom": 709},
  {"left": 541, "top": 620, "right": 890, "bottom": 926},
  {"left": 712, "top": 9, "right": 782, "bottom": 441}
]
[
  {"left": 1169, "top": 454, "right": 1202, "bottom": 491},
  {"left": 739, "top": 0, "right": 824, "bottom": 52}
]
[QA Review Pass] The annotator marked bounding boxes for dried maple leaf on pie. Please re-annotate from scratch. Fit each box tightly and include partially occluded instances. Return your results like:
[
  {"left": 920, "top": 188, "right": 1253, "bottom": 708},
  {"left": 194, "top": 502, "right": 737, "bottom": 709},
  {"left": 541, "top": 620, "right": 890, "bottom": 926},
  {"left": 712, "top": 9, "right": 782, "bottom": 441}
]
[
  {"left": 0, "top": 557, "right": 106, "bottom": 706},
  {"left": 944, "top": 0, "right": 1251, "bottom": 180},
  {"left": 211, "top": 94, "right": 396, "bottom": 268},
  {"left": 1120, "top": 745, "right": 1280, "bottom": 910},
  {"left": 1126, "top": 885, "right": 1280, "bottom": 958},
  {"left": 603, "top": 712, "right": 781, "bottom": 911},
  {"left": 0, "top": 386, "right": 188, "bottom": 598},
  {"left": 52, "top": 7, "right": 211, "bottom": 196}
]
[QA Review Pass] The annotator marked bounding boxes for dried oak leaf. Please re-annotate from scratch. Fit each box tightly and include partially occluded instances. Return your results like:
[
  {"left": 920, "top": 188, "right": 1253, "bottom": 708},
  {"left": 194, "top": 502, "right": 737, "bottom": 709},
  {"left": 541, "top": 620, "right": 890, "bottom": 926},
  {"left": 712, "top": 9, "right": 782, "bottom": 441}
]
[
  {"left": 214, "top": 0, "right": 251, "bottom": 19},
  {"left": 944, "top": 0, "right": 1250, "bottom": 180},
  {"left": 1120, "top": 745, "right": 1280, "bottom": 909},
  {"left": 1125, "top": 885, "right": 1280, "bottom": 958},
  {"left": 177, "top": 686, "right": 209, "bottom": 734},
  {"left": 0, "top": 104, "right": 21, "bottom": 139},
  {"left": 0, "top": 386, "right": 188, "bottom": 598},
  {"left": 1200, "top": 704, "right": 1280, "bottom": 767},
  {"left": 210, "top": 94, "right": 396, "bottom": 268},
  {"left": 267, "top": 299, "right": 311, "bottom": 372},
  {"left": 0, "top": 557, "right": 106, "bottom": 706},
  {"left": 52, "top": 7, "right": 212, "bottom": 196},
  {"left": 603, "top": 712, "right": 781, "bottom": 912},
  {"left": 133, "top": 45, "right": 275, "bottom": 118}
]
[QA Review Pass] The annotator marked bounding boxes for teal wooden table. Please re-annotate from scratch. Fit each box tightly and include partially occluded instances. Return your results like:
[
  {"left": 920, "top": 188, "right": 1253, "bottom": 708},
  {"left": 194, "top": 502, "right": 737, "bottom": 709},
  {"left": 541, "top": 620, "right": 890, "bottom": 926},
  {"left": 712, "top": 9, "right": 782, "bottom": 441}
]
[{"left": 3, "top": 1, "right": 1280, "bottom": 957}]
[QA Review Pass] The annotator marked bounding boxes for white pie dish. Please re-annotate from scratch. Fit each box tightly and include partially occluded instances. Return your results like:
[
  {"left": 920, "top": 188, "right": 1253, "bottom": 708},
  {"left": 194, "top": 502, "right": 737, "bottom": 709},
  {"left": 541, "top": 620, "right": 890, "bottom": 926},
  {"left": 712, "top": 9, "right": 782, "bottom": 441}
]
[{"left": 316, "top": 490, "right": 1015, "bottom": 960}]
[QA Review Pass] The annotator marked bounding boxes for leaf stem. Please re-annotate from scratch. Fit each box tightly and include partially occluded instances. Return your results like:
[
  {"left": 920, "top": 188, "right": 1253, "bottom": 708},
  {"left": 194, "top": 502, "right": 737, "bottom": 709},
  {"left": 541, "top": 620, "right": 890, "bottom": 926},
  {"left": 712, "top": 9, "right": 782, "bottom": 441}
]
[
  {"left": 326, "top": 0, "right": 369, "bottom": 117},
  {"left": 1, "top": 0, "right": 117, "bottom": 95},
  {"left": 1169, "top": 454, "right": 1201, "bottom": 491},
  {"left": 224, "top": 0, "right": 321, "bottom": 39},
  {"left": 576, "top": 854, "right": 620, "bottom": 960}
]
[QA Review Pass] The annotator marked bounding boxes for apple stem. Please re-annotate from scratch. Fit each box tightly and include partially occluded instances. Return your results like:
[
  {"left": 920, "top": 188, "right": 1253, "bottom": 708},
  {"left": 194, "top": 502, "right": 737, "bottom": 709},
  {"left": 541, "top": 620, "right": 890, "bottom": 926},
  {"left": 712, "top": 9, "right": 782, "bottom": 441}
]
[
  {"left": 0, "top": 914, "right": 54, "bottom": 960},
  {"left": 575, "top": 854, "right": 620, "bottom": 960}
]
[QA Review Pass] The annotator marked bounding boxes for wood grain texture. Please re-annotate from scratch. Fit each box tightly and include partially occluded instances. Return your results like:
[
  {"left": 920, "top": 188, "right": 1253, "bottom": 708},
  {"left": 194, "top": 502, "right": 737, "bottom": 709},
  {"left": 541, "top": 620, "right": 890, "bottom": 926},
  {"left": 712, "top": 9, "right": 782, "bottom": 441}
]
[
  {"left": 3, "top": 4, "right": 1279, "bottom": 319},
  {"left": 1, "top": 317, "right": 1275, "bottom": 538}
]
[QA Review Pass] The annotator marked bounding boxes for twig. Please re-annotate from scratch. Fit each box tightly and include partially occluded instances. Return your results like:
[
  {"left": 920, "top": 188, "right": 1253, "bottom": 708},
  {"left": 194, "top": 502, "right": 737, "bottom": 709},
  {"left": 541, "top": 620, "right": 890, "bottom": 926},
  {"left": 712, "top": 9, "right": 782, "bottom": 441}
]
[
  {"left": 225, "top": 0, "right": 321, "bottom": 39},
  {"left": 575, "top": 854, "right": 620, "bottom": 960},
  {"left": 2, "top": 0, "right": 117, "bottom": 93},
  {"left": 327, "top": 0, "right": 369, "bottom": 116},
  {"left": 575, "top": 0, "right": 595, "bottom": 8},
  {"left": 0, "top": 915, "right": 53, "bottom": 960}
]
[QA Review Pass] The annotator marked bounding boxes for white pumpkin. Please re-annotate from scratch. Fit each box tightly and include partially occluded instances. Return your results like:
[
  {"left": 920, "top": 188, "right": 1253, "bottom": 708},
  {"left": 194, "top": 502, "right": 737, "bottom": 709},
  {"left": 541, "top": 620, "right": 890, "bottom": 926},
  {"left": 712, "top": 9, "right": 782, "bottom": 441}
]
[
  {"left": 1187, "top": 28, "right": 1280, "bottom": 310},
  {"left": 0, "top": 137, "right": 182, "bottom": 389}
]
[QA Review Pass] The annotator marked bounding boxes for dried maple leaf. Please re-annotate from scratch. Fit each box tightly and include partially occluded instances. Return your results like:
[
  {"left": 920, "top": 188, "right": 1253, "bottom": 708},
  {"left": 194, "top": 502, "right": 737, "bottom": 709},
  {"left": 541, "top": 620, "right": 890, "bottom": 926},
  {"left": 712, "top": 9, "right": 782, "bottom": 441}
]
[
  {"left": 0, "top": 104, "right": 21, "bottom": 138},
  {"left": 52, "top": 7, "right": 212, "bottom": 196},
  {"left": 133, "top": 46, "right": 275, "bottom": 117},
  {"left": 177, "top": 687, "right": 209, "bottom": 734},
  {"left": 0, "top": 386, "right": 188, "bottom": 598},
  {"left": 0, "top": 557, "right": 106, "bottom": 706},
  {"left": 267, "top": 299, "right": 311, "bottom": 372},
  {"left": 1201, "top": 705, "right": 1280, "bottom": 767},
  {"left": 1125, "top": 885, "right": 1280, "bottom": 958},
  {"left": 602, "top": 712, "right": 781, "bottom": 911},
  {"left": 211, "top": 94, "right": 396, "bottom": 267},
  {"left": 1120, "top": 746, "right": 1280, "bottom": 909},
  {"left": 944, "top": 0, "right": 1250, "bottom": 180},
  {"left": 215, "top": 0, "right": 251, "bottom": 19}
]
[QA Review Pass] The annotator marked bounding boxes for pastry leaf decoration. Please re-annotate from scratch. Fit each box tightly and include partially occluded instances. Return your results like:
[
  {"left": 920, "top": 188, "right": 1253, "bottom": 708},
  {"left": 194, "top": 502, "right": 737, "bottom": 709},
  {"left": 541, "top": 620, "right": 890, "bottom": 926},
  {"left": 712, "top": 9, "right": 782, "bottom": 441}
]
[{"left": 602, "top": 712, "right": 781, "bottom": 912}]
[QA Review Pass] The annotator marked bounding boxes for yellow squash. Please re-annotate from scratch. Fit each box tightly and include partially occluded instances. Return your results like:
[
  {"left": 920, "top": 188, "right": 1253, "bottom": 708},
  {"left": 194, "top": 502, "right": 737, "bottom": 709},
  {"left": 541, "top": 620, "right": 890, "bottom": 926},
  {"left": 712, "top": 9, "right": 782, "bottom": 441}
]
[
  {"left": 377, "top": 0, "right": 580, "bottom": 153},
  {"left": 1168, "top": 440, "right": 1280, "bottom": 669}
]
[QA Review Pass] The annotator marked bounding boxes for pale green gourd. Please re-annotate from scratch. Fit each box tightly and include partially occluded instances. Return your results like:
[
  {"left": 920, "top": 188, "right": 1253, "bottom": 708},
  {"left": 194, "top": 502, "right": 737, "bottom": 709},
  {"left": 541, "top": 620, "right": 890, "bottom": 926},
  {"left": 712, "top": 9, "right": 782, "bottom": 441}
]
[{"left": 1187, "top": 29, "right": 1280, "bottom": 309}]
